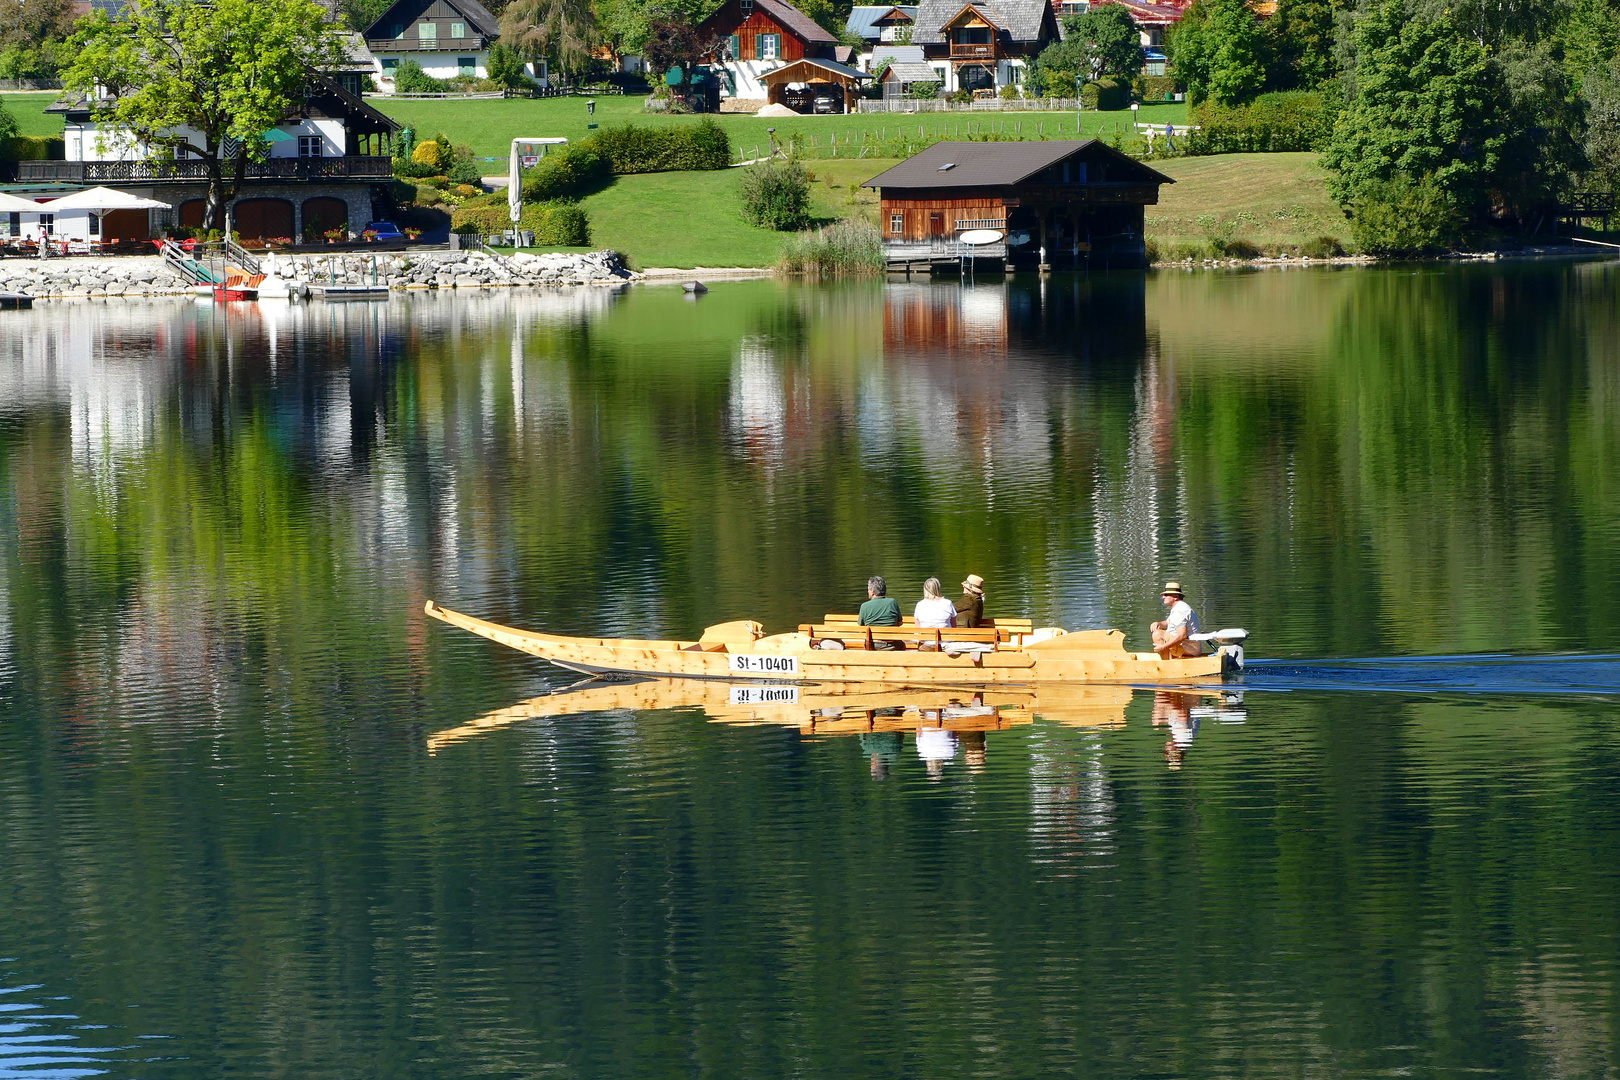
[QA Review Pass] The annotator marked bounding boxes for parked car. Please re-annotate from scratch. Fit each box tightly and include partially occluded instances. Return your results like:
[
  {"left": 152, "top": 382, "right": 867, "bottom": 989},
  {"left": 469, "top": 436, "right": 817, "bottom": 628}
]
[{"left": 363, "top": 221, "right": 405, "bottom": 241}]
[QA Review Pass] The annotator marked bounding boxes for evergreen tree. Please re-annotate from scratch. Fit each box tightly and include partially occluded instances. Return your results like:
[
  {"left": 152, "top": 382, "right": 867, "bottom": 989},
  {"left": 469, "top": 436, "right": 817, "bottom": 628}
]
[{"left": 1169, "top": 0, "right": 1268, "bottom": 106}]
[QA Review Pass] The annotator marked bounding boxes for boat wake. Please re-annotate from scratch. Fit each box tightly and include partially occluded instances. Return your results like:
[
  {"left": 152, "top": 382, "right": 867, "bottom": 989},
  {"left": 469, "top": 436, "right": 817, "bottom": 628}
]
[{"left": 1231, "top": 653, "right": 1620, "bottom": 696}]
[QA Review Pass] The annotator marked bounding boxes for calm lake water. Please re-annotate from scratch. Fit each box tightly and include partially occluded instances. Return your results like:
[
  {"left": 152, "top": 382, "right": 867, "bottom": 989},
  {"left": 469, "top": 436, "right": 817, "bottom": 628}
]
[{"left": 3, "top": 265, "right": 1620, "bottom": 1079}]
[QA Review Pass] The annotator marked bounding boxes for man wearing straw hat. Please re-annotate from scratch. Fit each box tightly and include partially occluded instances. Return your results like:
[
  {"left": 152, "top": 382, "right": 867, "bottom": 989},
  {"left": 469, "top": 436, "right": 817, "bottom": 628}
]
[
  {"left": 1150, "top": 581, "right": 1204, "bottom": 659},
  {"left": 954, "top": 574, "right": 985, "bottom": 628}
]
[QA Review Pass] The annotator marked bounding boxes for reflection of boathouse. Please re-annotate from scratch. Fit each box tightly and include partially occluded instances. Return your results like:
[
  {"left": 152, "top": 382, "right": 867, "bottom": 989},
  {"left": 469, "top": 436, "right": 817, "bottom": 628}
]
[{"left": 863, "top": 140, "right": 1173, "bottom": 271}]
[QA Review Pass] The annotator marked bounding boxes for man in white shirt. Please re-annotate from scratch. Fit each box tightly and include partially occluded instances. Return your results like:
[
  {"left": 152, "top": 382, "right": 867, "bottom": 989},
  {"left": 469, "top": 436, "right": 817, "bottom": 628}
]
[{"left": 1150, "top": 581, "right": 1204, "bottom": 659}]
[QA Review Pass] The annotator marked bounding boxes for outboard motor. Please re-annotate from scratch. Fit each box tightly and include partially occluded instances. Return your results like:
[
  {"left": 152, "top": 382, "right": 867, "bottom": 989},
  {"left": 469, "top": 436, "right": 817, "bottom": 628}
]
[{"left": 1191, "top": 628, "right": 1249, "bottom": 675}]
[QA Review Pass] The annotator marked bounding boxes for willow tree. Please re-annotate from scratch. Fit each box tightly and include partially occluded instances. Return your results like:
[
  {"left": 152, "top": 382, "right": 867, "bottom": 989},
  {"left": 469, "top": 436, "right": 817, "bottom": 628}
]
[
  {"left": 63, "top": 0, "right": 348, "bottom": 230},
  {"left": 500, "top": 0, "right": 596, "bottom": 82}
]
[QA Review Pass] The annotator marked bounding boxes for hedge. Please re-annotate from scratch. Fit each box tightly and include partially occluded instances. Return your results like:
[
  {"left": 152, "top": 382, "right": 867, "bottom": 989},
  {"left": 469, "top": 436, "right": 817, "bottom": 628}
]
[
  {"left": 1186, "top": 91, "right": 1336, "bottom": 155},
  {"left": 586, "top": 118, "right": 730, "bottom": 173},
  {"left": 1136, "top": 75, "right": 1178, "bottom": 102},
  {"left": 521, "top": 143, "right": 611, "bottom": 201},
  {"left": 0, "top": 134, "right": 63, "bottom": 160},
  {"left": 1080, "top": 77, "right": 1129, "bottom": 111},
  {"left": 451, "top": 198, "right": 591, "bottom": 246}
]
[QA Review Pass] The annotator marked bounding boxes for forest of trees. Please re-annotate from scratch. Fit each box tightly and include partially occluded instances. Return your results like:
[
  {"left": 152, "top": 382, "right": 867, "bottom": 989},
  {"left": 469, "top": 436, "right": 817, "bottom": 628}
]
[{"left": 1169, "top": 0, "right": 1620, "bottom": 250}]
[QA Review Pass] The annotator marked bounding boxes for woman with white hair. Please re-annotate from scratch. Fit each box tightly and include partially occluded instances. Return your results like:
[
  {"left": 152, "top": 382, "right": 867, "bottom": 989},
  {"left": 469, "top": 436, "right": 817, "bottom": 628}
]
[{"left": 914, "top": 577, "right": 956, "bottom": 650}]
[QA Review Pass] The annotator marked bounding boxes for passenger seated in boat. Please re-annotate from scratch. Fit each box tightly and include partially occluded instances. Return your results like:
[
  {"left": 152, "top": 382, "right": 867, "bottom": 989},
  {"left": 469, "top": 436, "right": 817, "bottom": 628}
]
[
  {"left": 955, "top": 574, "right": 985, "bottom": 628},
  {"left": 1150, "top": 581, "right": 1205, "bottom": 659},
  {"left": 914, "top": 577, "right": 956, "bottom": 650},
  {"left": 859, "top": 575, "right": 903, "bottom": 650}
]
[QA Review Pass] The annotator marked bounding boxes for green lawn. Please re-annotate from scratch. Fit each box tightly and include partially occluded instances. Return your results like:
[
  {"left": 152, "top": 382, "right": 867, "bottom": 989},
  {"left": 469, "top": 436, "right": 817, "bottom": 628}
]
[
  {"left": 1145, "top": 152, "right": 1350, "bottom": 254},
  {"left": 1, "top": 91, "right": 66, "bottom": 138},
  {"left": 575, "top": 157, "right": 895, "bottom": 269},
  {"left": 374, "top": 94, "right": 1188, "bottom": 164}
]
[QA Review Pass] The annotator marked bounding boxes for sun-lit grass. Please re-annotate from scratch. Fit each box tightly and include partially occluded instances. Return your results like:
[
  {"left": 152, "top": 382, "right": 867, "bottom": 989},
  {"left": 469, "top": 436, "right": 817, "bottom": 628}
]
[
  {"left": 1, "top": 91, "right": 66, "bottom": 139},
  {"left": 1146, "top": 152, "right": 1350, "bottom": 255}
]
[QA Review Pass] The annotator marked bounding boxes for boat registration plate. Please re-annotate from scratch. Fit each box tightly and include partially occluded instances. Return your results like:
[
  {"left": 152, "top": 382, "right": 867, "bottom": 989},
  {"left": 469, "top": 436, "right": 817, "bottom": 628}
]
[
  {"left": 728, "top": 653, "right": 799, "bottom": 676},
  {"left": 729, "top": 685, "right": 800, "bottom": 705}
]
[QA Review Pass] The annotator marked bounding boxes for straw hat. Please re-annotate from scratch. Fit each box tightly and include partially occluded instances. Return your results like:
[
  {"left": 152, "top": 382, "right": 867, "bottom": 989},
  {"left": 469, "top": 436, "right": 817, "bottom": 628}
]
[
  {"left": 961, "top": 574, "right": 985, "bottom": 595},
  {"left": 1161, "top": 581, "right": 1185, "bottom": 597}
]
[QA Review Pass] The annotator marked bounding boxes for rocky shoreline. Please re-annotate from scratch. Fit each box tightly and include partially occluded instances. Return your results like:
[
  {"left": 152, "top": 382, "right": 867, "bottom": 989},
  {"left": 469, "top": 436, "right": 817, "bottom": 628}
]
[{"left": 0, "top": 249, "right": 640, "bottom": 299}]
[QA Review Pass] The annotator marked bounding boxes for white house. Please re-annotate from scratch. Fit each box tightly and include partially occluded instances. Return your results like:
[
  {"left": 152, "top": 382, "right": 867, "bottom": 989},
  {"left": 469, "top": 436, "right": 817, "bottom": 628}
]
[{"left": 363, "top": 0, "right": 544, "bottom": 88}]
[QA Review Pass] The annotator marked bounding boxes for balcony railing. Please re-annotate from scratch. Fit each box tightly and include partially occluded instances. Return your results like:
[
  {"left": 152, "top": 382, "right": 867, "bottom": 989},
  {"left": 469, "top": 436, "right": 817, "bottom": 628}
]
[
  {"left": 365, "top": 37, "right": 489, "bottom": 51},
  {"left": 16, "top": 156, "right": 395, "bottom": 183},
  {"left": 949, "top": 43, "right": 998, "bottom": 59}
]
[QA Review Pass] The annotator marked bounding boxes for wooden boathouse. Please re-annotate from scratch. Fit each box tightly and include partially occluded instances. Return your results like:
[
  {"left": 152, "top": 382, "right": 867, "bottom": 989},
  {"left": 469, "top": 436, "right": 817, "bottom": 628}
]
[{"left": 862, "top": 140, "right": 1174, "bottom": 272}]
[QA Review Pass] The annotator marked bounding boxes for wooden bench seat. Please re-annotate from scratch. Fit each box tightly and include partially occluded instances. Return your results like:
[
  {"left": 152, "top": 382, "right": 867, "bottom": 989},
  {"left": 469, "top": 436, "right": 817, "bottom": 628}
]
[{"left": 797, "top": 623, "right": 1004, "bottom": 650}]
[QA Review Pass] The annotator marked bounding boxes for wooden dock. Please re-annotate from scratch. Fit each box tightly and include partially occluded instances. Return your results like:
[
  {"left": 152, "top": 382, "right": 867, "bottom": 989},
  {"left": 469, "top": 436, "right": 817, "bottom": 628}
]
[{"left": 0, "top": 292, "right": 34, "bottom": 309}]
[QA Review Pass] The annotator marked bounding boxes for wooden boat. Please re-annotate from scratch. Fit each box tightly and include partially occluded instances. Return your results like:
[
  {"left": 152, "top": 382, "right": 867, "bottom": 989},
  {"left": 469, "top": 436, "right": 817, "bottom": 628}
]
[
  {"left": 428, "top": 678, "right": 1142, "bottom": 754},
  {"left": 424, "top": 601, "right": 1247, "bottom": 685}
]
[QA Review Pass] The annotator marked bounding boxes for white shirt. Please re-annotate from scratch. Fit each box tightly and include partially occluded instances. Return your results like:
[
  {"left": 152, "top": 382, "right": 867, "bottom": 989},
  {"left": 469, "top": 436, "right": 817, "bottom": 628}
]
[
  {"left": 914, "top": 597, "right": 957, "bottom": 628},
  {"left": 1166, "top": 599, "right": 1200, "bottom": 636}
]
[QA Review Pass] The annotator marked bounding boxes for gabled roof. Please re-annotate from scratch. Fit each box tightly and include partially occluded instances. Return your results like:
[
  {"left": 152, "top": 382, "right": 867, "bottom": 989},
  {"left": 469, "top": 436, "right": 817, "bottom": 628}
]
[
  {"left": 861, "top": 139, "right": 1175, "bottom": 189},
  {"left": 845, "top": 4, "right": 916, "bottom": 38},
  {"left": 1105, "top": 0, "right": 1186, "bottom": 25},
  {"left": 363, "top": 0, "right": 500, "bottom": 41},
  {"left": 942, "top": 3, "right": 1000, "bottom": 29},
  {"left": 880, "top": 61, "right": 938, "bottom": 82},
  {"left": 706, "top": 0, "right": 837, "bottom": 44},
  {"left": 911, "top": 0, "right": 1050, "bottom": 44},
  {"left": 758, "top": 56, "right": 872, "bottom": 83},
  {"left": 869, "top": 44, "right": 926, "bottom": 63}
]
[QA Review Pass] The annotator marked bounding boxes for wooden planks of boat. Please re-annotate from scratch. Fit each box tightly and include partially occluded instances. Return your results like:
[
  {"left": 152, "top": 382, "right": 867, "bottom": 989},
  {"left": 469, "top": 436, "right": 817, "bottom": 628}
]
[{"left": 424, "top": 601, "right": 1245, "bottom": 685}]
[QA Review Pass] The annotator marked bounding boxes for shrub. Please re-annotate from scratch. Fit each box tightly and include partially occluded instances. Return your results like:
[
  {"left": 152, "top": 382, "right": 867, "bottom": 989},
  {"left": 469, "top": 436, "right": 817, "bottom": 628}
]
[
  {"left": 1300, "top": 235, "right": 1345, "bottom": 259},
  {"left": 1218, "top": 238, "right": 1261, "bottom": 258},
  {"left": 411, "top": 138, "right": 449, "bottom": 170},
  {"left": 1144, "top": 236, "right": 1161, "bottom": 263},
  {"left": 779, "top": 218, "right": 883, "bottom": 274},
  {"left": 521, "top": 144, "right": 610, "bottom": 201},
  {"left": 999, "top": 84, "right": 1021, "bottom": 100},
  {"left": 0, "top": 134, "right": 63, "bottom": 161},
  {"left": 946, "top": 89, "right": 972, "bottom": 104},
  {"left": 1080, "top": 77, "right": 1129, "bottom": 111},
  {"left": 1186, "top": 91, "right": 1335, "bottom": 155},
  {"left": 1137, "top": 75, "right": 1178, "bottom": 102},
  {"left": 585, "top": 119, "right": 730, "bottom": 173},
  {"left": 451, "top": 199, "right": 591, "bottom": 245},
  {"left": 905, "top": 80, "right": 940, "bottom": 99},
  {"left": 453, "top": 183, "right": 481, "bottom": 197},
  {"left": 394, "top": 60, "right": 449, "bottom": 94},
  {"left": 486, "top": 43, "right": 533, "bottom": 89},
  {"left": 739, "top": 158, "right": 811, "bottom": 230},
  {"left": 1348, "top": 177, "right": 1465, "bottom": 256},
  {"left": 447, "top": 157, "right": 483, "bottom": 186}
]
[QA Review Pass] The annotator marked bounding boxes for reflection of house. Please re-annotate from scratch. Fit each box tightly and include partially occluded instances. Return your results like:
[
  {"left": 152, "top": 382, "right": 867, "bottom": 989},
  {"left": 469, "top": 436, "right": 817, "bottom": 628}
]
[
  {"left": 864, "top": 139, "right": 1172, "bottom": 269},
  {"left": 699, "top": 0, "right": 837, "bottom": 103},
  {"left": 364, "top": 0, "right": 544, "bottom": 88},
  {"left": 16, "top": 74, "right": 400, "bottom": 242},
  {"left": 909, "top": 0, "right": 1058, "bottom": 93}
]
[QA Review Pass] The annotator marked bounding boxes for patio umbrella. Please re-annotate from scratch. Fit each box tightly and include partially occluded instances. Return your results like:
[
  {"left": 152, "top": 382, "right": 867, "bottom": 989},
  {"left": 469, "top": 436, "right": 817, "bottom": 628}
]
[
  {"left": 37, "top": 186, "right": 172, "bottom": 211},
  {"left": 0, "top": 191, "right": 45, "bottom": 213}
]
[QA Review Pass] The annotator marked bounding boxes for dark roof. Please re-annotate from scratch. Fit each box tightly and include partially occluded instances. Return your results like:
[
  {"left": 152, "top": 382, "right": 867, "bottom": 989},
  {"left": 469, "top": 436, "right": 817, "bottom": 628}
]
[
  {"left": 747, "top": 0, "right": 838, "bottom": 43},
  {"left": 363, "top": 0, "right": 499, "bottom": 40},
  {"left": 861, "top": 140, "right": 1175, "bottom": 189},
  {"left": 911, "top": 0, "right": 1049, "bottom": 43}
]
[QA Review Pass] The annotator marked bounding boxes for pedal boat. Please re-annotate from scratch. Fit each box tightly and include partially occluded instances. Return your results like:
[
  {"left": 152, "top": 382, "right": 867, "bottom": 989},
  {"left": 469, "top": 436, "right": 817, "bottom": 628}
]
[{"left": 424, "top": 601, "right": 1247, "bottom": 685}]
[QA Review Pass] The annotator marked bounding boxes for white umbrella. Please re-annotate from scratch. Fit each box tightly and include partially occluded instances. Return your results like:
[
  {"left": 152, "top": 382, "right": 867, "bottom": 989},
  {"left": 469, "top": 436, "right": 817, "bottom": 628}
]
[
  {"left": 38, "top": 186, "right": 172, "bottom": 211},
  {"left": 0, "top": 190, "right": 45, "bottom": 213}
]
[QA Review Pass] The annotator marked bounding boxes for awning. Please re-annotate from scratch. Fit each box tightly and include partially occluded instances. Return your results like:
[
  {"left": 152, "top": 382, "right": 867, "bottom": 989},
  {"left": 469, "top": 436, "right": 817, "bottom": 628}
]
[
  {"left": 36, "top": 186, "right": 172, "bottom": 212},
  {"left": 0, "top": 191, "right": 45, "bottom": 212}
]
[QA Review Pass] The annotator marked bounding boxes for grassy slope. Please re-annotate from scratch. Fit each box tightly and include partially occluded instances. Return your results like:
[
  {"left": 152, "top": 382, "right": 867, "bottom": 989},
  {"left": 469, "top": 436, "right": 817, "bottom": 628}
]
[
  {"left": 373, "top": 94, "right": 1189, "bottom": 163},
  {"left": 2, "top": 92, "right": 66, "bottom": 138},
  {"left": 1146, "top": 152, "right": 1349, "bottom": 252},
  {"left": 579, "top": 157, "right": 894, "bottom": 269}
]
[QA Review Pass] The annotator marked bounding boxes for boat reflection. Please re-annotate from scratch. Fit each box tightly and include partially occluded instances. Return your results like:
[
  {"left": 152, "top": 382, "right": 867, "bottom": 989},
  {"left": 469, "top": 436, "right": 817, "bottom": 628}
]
[{"left": 427, "top": 679, "right": 1141, "bottom": 754}]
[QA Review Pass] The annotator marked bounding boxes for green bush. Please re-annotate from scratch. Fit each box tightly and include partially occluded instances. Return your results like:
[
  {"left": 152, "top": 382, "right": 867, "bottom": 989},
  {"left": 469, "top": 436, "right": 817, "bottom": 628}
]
[
  {"left": 1348, "top": 176, "right": 1464, "bottom": 255},
  {"left": 521, "top": 144, "right": 611, "bottom": 201},
  {"left": 486, "top": 42, "right": 533, "bottom": 89},
  {"left": 1186, "top": 91, "right": 1335, "bottom": 155},
  {"left": 0, "top": 134, "right": 63, "bottom": 161},
  {"left": 447, "top": 157, "right": 483, "bottom": 186},
  {"left": 393, "top": 60, "right": 449, "bottom": 94},
  {"left": 779, "top": 218, "right": 883, "bottom": 274},
  {"left": 905, "top": 80, "right": 940, "bottom": 99},
  {"left": 451, "top": 199, "right": 591, "bottom": 245},
  {"left": 585, "top": 118, "right": 730, "bottom": 173},
  {"left": 739, "top": 158, "right": 811, "bottom": 230},
  {"left": 1137, "top": 75, "right": 1178, "bottom": 101},
  {"left": 1300, "top": 235, "right": 1345, "bottom": 259},
  {"left": 1080, "top": 77, "right": 1129, "bottom": 111}
]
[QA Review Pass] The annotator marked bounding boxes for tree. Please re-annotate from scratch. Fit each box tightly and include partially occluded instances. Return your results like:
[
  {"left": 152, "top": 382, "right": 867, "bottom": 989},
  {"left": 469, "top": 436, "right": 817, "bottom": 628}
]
[
  {"left": 1561, "top": 0, "right": 1620, "bottom": 82},
  {"left": 1061, "top": 4, "right": 1143, "bottom": 81},
  {"left": 0, "top": 0, "right": 78, "bottom": 78},
  {"left": 1169, "top": 0, "right": 1268, "bottom": 106},
  {"left": 640, "top": 7, "right": 724, "bottom": 103},
  {"left": 1581, "top": 59, "right": 1620, "bottom": 191},
  {"left": 1267, "top": 0, "right": 1339, "bottom": 89},
  {"left": 501, "top": 0, "right": 597, "bottom": 79},
  {"left": 1323, "top": 0, "right": 1505, "bottom": 214},
  {"left": 63, "top": 0, "right": 347, "bottom": 231},
  {"left": 0, "top": 97, "right": 18, "bottom": 145},
  {"left": 1491, "top": 39, "right": 1583, "bottom": 216}
]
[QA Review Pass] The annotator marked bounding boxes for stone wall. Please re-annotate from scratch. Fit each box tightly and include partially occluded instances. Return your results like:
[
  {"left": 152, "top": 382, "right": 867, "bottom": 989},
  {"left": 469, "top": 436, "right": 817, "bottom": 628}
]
[{"left": 0, "top": 249, "right": 639, "bottom": 299}]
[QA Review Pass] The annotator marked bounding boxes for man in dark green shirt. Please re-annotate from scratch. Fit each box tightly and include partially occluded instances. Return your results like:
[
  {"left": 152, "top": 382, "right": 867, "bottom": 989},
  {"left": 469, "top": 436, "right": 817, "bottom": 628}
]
[{"left": 858, "top": 575, "right": 903, "bottom": 650}]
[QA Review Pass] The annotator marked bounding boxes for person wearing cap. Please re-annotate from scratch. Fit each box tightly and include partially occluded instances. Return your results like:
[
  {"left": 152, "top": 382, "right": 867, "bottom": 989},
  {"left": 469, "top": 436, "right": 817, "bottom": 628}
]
[
  {"left": 1150, "top": 581, "right": 1204, "bottom": 659},
  {"left": 955, "top": 574, "right": 985, "bottom": 628}
]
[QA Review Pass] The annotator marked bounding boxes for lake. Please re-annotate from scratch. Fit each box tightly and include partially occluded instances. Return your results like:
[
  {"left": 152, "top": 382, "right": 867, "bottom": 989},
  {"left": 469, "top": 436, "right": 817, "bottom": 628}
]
[{"left": 2, "top": 265, "right": 1619, "bottom": 1079}]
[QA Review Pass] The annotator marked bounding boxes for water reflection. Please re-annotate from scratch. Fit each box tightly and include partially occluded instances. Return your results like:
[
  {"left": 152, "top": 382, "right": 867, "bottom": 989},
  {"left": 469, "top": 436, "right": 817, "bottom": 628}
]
[{"left": 0, "top": 969, "right": 136, "bottom": 1079}]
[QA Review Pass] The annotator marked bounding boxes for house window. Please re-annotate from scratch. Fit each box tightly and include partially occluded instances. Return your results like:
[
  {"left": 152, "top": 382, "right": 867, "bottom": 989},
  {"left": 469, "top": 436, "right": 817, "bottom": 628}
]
[
  {"left": 87, "top": 213, "right": 100, "bottom": 237},
  {"left": 382, "top": 57, "right": 399, "bottom": 70},
  {"left": 458, "top": 56, "right": 476, "bottom": 75},
  {"left": 6, "top": 212, "right": 18, "bottom": 237},
  {"left": 889, "top": 212, "right": 903, "bottom": 234},
  {"left": 728, "top": 33, "right": 740, "bottom": 59},
  {"left": 418, "top": 21, "right": 437, "bottom": 41},
  {"left": 740, "top": 0, "right": 753, "bottom": 11},
  {"left": 38, "top": 213, "right": 54, "bottom": 234},
  {"left": 759, "top": 33, "right": 779, "bottom": 59},
  {"left": 298, "top": 135, "right": 324, "bottom": 157},
  {"left": 451, "top": 20, "right": 465, "bottom": 37},
  {"left": 390, "top": 22, "right": 404, "bottom": 36}
]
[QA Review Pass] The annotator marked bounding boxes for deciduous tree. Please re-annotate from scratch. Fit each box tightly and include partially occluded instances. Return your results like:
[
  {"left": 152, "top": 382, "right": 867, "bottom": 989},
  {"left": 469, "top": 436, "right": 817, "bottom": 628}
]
[
  {"left": 0, "top": 0, "right": 78, "bottom": 78},
  {"left": 501, "top": 0, "right": 597, "bottom": 79},
  {"left": 63, "top": 0, "right": 348, "bottom": 230},
  {"left": 1061, "top": 4, "right": 1143, "bottom": 81},
  {"left": 1169, "top": 0, "right": 1268, "bottom": 106},
  {"left": 1266, "top": 0, "right": 1339, "bottom": 90}
]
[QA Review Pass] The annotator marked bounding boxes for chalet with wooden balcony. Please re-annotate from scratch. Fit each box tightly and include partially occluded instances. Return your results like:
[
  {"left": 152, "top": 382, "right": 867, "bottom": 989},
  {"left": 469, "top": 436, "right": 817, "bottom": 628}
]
[
  {"left": 699, "top": 0, "right": 837, "bottom": 103},
  {"left": 10, "top": 73, "right": 401, "bottom": 243},
  {"left": 363, "top": 0, "right": 544, "bottom": 88},
  {"left": 863, "top": 139, "right": 1173, "bottom": 270},
  {"left": 909, "top": 0, "right": 1056, "bottom": 93}
]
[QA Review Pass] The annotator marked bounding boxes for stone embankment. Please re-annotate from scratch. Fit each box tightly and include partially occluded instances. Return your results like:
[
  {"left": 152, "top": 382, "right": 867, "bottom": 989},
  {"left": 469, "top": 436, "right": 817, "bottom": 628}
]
[{"left": 0, "top": 249, "right": 638, "bottom": 299}]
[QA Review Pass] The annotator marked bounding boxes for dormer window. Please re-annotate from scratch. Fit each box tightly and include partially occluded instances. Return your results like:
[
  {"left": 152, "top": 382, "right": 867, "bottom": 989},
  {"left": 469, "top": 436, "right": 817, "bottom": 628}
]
[{"left": 740, "top": 0, "right": 753, "bottom": 13}]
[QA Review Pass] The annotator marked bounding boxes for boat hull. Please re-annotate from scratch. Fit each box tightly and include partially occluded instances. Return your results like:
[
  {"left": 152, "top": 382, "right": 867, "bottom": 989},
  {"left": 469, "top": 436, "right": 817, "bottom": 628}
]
[{"left": 425, "top": 602, "right": 1237, "bottom": 685}]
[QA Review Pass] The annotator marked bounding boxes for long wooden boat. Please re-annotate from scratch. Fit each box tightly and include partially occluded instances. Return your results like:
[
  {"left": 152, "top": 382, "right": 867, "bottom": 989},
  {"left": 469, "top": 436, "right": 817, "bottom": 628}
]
[
  {"left": 424, "top": 601, "right": 1247, "bottom": 685},
  {"left": 427, "top": 678, "right": 1143, "bottom": 754}
]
